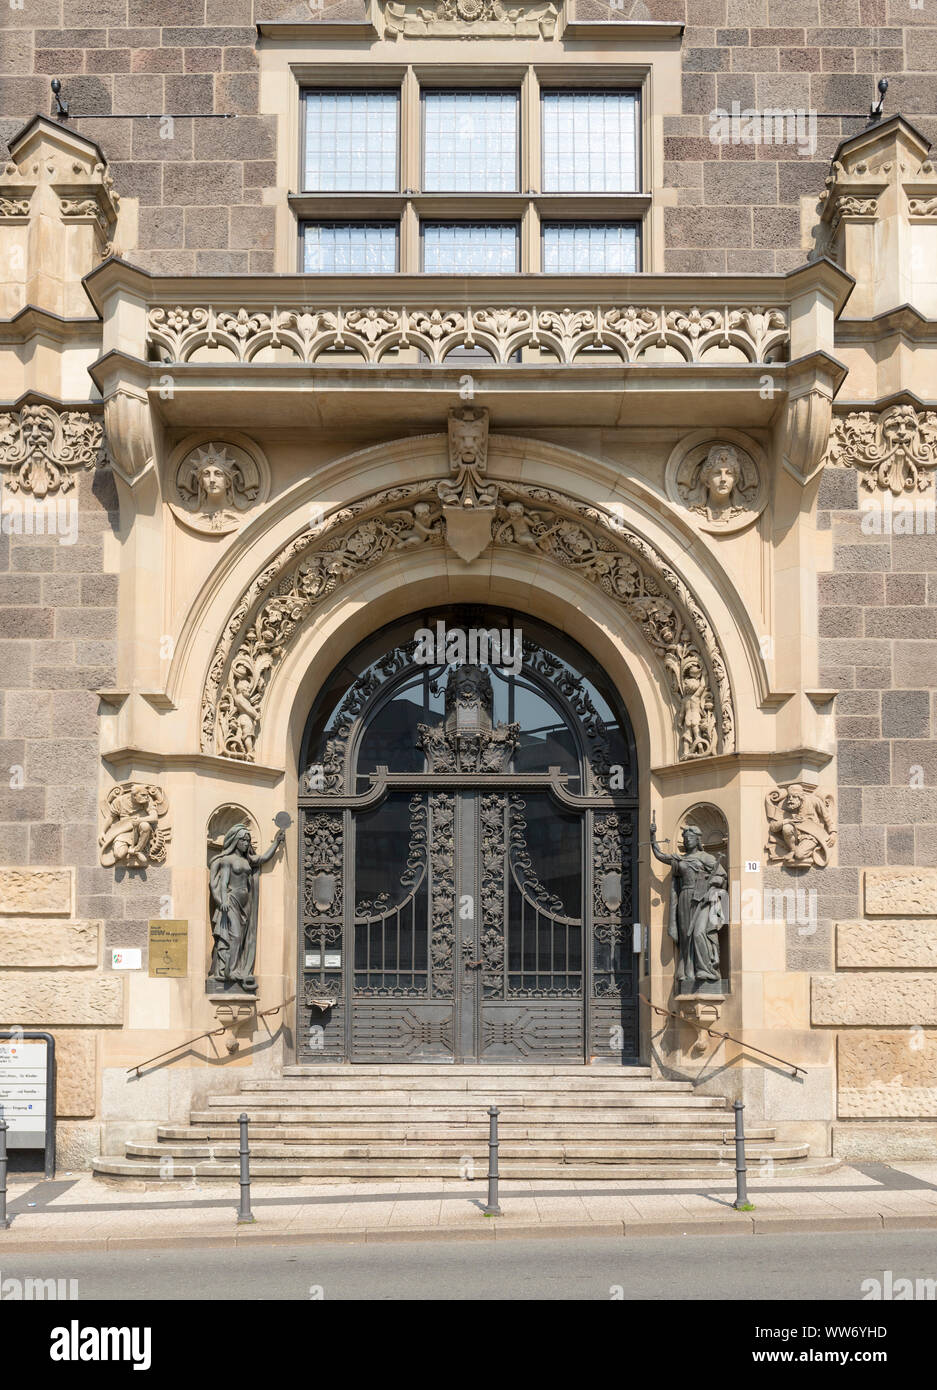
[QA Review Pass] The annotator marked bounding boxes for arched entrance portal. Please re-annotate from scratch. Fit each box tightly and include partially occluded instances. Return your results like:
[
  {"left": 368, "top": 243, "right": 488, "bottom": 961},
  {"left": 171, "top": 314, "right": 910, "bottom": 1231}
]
[{"left": 297, "top": 608, "right": 639, "bottom": 1064}]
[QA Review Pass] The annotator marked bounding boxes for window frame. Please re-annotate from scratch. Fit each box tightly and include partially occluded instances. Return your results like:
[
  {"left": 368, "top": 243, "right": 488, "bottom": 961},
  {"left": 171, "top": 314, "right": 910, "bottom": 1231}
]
[
  {"left": 300, "top": 219, "right": 400, "bottom": 275},
  {"left": 300, "top": 87, "right": 401, "bottom": 195},
  {"left": 420, "top": 87, "right": 522, "bottom": 195},
  {"left": 540, "top": 219, "right": 642, "bottom": 275},
  {"left": 539, "top": 87, "right": 642, "bottom": 197},
  {"left": 419, "top": 219, "right": 521, "bottom": 274}
]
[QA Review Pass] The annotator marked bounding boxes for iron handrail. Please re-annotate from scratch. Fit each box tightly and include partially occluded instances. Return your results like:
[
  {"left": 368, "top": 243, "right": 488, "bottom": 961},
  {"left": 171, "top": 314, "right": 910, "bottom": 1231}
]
[
  {"left": 126, "top": 995, "right": 295, "bottom": 1076},
  {"left": 638, "top": 994, "right": 806, "bottom": 1078}
]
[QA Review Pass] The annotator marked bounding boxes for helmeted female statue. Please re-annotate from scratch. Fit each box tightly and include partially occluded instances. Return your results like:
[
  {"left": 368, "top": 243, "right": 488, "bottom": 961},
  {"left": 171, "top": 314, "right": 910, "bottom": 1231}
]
[{"left": 650, "top": 817, "right": 727, "bottom": 995}]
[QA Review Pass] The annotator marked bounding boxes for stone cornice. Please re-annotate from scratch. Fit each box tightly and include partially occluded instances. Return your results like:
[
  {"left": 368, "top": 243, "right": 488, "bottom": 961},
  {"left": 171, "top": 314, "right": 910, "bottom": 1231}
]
[
  {"left": 833, "top": 304, "right": 937, "bottom": 343},
  {"left": 651, "top": 748, "right": 834, "bottom": 781},
  {"left": 82, "top": 255, "right": 854, "bottom": 318}
]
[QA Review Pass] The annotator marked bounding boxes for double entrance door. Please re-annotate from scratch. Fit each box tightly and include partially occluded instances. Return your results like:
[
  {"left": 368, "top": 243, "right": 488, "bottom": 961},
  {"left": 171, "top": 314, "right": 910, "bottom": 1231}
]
[{"left": 299, "top": 630, "right": 639, "bottom": 1065}]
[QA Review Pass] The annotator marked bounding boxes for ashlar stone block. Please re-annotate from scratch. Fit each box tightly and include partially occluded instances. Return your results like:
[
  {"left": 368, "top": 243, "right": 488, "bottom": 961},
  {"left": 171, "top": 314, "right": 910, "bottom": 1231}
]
[
  {"left": 0, "top": 973, "right": 123, "bottom": 1025},
  {"left": 836, "top": 919, "right": 937, "bottom": 969},
  {"left": 812, "top": 973, "right": 937, "bottom": 1026},
  {"left": 0, "top": 919, "right": 100, "bottom": 967},
  {"left": 864, "top": 867, "right": 937, "bottom": 917},
  {"left": 0, "top": 866, "right": 73, "bottom": 916}
]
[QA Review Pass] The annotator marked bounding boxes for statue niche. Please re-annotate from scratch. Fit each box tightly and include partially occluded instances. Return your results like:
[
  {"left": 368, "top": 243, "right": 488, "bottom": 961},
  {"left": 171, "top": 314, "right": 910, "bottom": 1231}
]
[
  {"left": 650, "top": 809, "right": 729, "bottom": 997},
  {"left": 206, "top": 810, "right": 287, "bottom": 995}
]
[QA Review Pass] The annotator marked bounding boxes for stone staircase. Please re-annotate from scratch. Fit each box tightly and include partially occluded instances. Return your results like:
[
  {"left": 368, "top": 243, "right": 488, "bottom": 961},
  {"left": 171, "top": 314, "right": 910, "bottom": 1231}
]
[{"left": 94, "top": 1064, "right": 836, "bottom": 1183}]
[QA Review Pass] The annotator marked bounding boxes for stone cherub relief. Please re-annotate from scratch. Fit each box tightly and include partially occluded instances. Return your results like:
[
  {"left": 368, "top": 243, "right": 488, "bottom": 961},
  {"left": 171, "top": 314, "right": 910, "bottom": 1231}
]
[
  {"left": 650, "top": 815, "right": 728, "bottom": 997},
  {"left": 665, "top": 434, "right": 766, "bottom": 534},
  {"left": 169, "top": 437, "right": 269, "bottom": 536},
  {"left": 207, "top": 819, "right": 286, "bottom": 994},
  {"left": 765, "top": 782, "right": 836, "bottom": 868},
  {"left": 99, "top": 783, "right": 171, "bottom": 869}
]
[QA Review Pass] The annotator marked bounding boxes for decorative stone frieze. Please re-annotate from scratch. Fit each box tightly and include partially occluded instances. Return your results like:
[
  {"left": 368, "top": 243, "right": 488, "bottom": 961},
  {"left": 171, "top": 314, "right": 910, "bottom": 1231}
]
[
  {"left": 765, "top": 782, "right": 836, "bottom": 868},
  {"left": 99, "top": 783, "right": 171, "bottom": 869},
  {"left": 864, "top": 867, "right": 937, "bottom": 918},
  {"left": 382, "top": 0, "right": 558, "bottom": 39},
  {"left": 665, "top": 430, "right": 766, "bottom": 533},
  {"left": 825, "top": 405, "right": 937, "bottom": 496},
  {"left": 147, "top": 302, "right": 790, "bottom": 367},
  {"left": 169, "top": 434, "right": 270, "bottom": 536},
  {"left": 0, "top": 403, "right": 105, "bottom": 498},
  {"left": 815, "top": 155, "right": 890, "bottom": 257},
  {"left": 201, "top": 475, "right": 735, "bottom": 765}
]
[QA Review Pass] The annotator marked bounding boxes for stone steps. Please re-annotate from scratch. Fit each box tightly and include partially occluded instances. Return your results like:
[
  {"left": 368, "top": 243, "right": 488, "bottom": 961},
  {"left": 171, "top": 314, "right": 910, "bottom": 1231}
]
[
  {"left": 94, "top": 1154, "right": 834, "bottom": 1183},
  {"left": 238, "top": 1074, "right": 677, "bottom": 1092},
  {"left": 281, "top": 1064, "right": 654, "bottom": 1077},
  {"left": 158, "top": 1120, "right": 776, "bottom": 1141},
  {"left": 93, "top": 1063, "right": 824, "bottom": 1183},
  {"left": 202, "top": 1092, "right": 727, "bottom": 1111},
  {"left": 127, "top": 1139, "right": 795, "bottom": 1160}
]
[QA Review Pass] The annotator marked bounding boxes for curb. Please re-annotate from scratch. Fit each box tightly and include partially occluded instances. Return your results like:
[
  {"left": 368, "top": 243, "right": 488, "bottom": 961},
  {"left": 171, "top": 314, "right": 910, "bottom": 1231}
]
[{"left": 3, "top": 1210, "right": 937, "bottom": 1252}]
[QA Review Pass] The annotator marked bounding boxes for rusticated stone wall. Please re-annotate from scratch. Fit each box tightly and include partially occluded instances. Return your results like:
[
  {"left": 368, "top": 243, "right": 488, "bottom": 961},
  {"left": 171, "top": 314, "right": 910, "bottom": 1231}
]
[
  {"left": 811, "top": 868, "right": 937, "bottom": 1158},
  {"left": 0, "top": 465, "right": 170, "bottom": 1166},
  {"left": 3, "top": 3, "right": 937, "bottom": 271}
]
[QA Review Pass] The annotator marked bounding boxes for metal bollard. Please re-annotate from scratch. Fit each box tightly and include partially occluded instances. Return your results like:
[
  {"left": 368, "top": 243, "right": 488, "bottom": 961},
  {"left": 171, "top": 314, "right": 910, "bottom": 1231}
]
[
  {"left": 481, "top": 1105, "right": 502, "bottom": 1216},
  {"left": 732, "top": 1099, "right": 750, "bottom": 1210},
  {"left": 236, "top": 1112, "right": 255, "bottom": 1224},
  {"left": 0, "top": 1114, "right": 10, "bottom": 1230}
]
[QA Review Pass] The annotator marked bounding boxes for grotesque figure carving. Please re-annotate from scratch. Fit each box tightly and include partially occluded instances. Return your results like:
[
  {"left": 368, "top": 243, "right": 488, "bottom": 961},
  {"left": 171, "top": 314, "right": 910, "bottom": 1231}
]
[
  {"left": 0, "top": 403, "right": 104, "bottom": 498},
  {"left": 99, "top": 783, "right": 171, "bottom": 869},
  {"left": 765, "top": 783, "right": 836, "bottom": 868}
]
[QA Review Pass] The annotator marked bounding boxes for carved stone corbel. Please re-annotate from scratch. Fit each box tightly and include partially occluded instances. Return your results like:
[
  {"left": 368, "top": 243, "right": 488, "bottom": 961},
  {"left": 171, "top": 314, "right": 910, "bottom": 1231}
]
[
  {"left": 209, "top": 1000, "right": 256, "bottom": 1054},
  {"left": 675, "top": 994, "right": 726, "bottom": 1058},
  {"left": 440, "top": 406, "right": 498, "bottom": 562},
  {"left": 782, "top": 376, "right": 836, "bottom": 485},
  {"left": 103, "top": 385, "right": 156, "bottom": 489}
]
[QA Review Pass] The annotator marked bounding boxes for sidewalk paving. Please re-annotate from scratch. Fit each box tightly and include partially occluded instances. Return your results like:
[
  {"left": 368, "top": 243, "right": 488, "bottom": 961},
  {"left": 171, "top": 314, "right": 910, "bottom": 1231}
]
[{"left": 3, "top": 1163, "right": 937, "bottom": 1251}]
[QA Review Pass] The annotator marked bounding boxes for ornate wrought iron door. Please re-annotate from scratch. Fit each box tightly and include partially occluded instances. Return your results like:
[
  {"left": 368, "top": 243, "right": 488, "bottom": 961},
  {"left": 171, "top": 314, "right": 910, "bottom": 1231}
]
[{"left": 298, "top": 611, "right": 638, "bottom": 1063}]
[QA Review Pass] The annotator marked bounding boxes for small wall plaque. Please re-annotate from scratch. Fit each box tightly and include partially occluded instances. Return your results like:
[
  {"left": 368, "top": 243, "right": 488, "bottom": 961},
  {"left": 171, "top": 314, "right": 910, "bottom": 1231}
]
[{"left": 148, "top": 919, "right": 188, "bottom": 978}]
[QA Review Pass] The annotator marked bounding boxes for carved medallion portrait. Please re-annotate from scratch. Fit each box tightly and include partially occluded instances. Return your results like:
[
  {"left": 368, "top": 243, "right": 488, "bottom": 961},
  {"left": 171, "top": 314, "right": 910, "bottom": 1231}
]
[
  {"left": 168, "top": 432, "right": 270, "bottom": 536},
  {"left": 665, "top": 430, "right": 767, "bottom": 534}
]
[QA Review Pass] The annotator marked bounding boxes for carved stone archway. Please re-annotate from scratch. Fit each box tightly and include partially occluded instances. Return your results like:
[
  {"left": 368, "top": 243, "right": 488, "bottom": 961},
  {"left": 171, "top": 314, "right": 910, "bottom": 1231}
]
[{"left": 199, "top": 465, "right": 736, "bottom": 771}]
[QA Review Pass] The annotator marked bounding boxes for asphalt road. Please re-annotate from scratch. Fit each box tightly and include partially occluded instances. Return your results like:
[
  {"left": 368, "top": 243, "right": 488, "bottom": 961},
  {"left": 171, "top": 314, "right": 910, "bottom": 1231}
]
[{"left": 2, "top": 1230, "right": 936, "bottom": 1301}]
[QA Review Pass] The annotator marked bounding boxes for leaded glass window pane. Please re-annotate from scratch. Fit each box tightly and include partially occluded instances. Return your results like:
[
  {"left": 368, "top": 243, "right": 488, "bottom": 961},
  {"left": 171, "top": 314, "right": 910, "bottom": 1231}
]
[
  {"left": 303, "top": 89, "right": 398, "bottom": 192},
  {"left": 423, "top": 90, "right": 519, "bottom": 193},
  {"left": 422, "top": 222, "right": 518, "bottom": 273},
  {"left": 302, "top": 223, "right": 397, "bottom": 274},
  {"left": 541, "top": 91, "right": 638, "bottom": 193},
  {"left": 542, "top": 222, "right": 639, "bottom": 273}
]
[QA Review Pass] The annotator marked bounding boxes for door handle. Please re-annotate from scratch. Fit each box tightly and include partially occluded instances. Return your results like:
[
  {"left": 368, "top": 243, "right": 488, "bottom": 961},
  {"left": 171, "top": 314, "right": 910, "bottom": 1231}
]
[{"left": 464, "top": 958, "right": 483, "bottom": 969}]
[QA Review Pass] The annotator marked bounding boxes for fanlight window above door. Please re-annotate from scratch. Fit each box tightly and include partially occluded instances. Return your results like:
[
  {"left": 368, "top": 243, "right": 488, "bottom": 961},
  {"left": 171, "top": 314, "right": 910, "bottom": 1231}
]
[{"left": 300, "top": 609, "right": 637, "bottom": 799}]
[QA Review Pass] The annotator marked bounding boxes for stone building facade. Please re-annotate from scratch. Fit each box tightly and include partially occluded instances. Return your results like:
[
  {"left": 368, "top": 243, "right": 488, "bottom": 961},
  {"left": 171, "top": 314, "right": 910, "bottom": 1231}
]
[{"left": 0, "top": 2, "right": 935, "bottom": 1175}]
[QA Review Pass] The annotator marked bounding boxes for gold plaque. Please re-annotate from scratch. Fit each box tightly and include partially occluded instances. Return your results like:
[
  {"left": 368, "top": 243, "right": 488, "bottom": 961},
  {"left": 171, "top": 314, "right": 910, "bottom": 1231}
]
[{"left": 148, "top": 920, "right": 188, "bottom": 978}]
